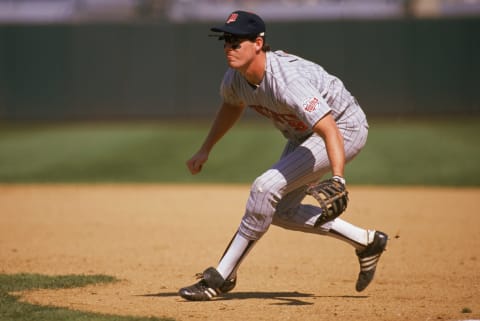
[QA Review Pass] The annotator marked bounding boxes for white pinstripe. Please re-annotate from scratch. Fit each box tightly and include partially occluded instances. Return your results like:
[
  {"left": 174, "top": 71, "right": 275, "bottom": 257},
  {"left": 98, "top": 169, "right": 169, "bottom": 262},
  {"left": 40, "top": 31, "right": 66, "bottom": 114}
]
[{"left": 220, "top": 50, "right": 369, "bottom": 241}]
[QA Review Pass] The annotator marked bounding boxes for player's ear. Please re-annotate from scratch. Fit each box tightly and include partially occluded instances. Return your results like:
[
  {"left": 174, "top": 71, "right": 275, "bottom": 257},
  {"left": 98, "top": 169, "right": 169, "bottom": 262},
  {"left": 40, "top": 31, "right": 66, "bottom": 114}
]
[{"left": 254, "top": 37, "right": 263, "bottom": 52}]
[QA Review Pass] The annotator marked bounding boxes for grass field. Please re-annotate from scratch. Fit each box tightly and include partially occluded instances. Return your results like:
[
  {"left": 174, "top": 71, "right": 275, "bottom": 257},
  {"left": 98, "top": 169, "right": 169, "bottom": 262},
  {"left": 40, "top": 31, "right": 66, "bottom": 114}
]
[
  {"left": 0, "top": 117, "right": 479, "bottom": 185},
  {"left": 0, "top": 274, "right": 169, "bottom": 321}
]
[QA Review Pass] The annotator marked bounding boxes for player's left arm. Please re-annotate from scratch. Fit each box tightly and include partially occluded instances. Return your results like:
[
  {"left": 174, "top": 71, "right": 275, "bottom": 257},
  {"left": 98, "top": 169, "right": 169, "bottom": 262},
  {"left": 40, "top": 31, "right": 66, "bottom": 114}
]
[{"left": 313, "top": 112, "right": 345, "bottom": 179}]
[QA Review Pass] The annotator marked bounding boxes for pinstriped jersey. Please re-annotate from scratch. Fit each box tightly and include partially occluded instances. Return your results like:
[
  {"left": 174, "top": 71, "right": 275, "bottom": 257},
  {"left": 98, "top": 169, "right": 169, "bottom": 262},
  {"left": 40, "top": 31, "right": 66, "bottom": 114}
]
[{"left": 220, "top": 50, "right": 366, "bottom": 142}]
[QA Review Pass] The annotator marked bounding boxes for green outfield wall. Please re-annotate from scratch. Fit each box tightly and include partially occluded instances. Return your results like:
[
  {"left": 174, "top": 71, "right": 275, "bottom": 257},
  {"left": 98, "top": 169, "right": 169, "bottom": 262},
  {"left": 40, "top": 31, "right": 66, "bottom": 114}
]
[{"left": 0, "top": 18, "right": 478, "bottom": 120}]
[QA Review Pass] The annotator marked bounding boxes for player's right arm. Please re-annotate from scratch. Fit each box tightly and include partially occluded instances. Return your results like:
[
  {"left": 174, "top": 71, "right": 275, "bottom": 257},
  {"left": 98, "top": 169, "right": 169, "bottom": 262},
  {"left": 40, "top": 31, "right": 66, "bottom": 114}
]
[{"left": 186, "top": 102, "right": 246, "bottom": 174}]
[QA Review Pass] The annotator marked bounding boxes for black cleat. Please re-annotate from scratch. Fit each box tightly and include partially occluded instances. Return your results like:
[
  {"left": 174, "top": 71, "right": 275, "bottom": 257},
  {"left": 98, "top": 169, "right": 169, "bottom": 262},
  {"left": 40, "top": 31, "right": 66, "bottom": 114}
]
[
  {"left": 219, "top": 276, "right": 236, "bottom": 293},
  {"left": 355, "top": 231, "right": 388, "bottom": 292},
  {"left": 179, "top": 267, "right": 231, "bottom": 301}
]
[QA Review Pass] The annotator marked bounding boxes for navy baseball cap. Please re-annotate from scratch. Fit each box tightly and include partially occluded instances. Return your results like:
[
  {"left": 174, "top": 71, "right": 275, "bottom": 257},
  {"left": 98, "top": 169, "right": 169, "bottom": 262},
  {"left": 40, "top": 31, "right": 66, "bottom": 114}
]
[{"left": 211, "top": 11, "right": 265, "bottom": 37}]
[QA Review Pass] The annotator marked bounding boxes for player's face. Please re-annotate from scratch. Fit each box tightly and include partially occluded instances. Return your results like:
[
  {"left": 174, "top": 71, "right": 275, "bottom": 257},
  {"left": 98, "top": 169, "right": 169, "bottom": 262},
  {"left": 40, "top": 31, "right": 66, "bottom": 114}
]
[{"left": 222, "top": 35, "right": 261, "bottom": 70}]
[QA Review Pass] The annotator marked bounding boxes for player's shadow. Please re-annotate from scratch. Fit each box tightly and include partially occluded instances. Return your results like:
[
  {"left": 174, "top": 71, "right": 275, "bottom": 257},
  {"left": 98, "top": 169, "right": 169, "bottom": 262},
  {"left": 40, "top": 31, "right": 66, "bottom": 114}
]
[
  {"left": 223, "top": 291, "right": 315, "bottom": 305},
  {"left": 141, "top": 291, "right": 368, "bottom": 306}
]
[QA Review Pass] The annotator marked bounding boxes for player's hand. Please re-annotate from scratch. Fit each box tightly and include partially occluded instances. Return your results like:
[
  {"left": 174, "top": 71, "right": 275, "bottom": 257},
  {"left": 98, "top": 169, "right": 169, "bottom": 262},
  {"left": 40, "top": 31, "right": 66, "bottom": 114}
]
[{"left": 186, "top": 150, "right": 209, "bottom": 175}]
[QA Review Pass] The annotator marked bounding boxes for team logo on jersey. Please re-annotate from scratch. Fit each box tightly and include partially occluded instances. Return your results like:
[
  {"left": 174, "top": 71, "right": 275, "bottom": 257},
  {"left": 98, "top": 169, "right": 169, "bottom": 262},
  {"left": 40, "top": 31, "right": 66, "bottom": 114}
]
[
  {"left": 303, "top": 97, "right": 319, "bottom": 112},
  {"left": 226, "top": 13, "right": 238, "bottom": 24}
]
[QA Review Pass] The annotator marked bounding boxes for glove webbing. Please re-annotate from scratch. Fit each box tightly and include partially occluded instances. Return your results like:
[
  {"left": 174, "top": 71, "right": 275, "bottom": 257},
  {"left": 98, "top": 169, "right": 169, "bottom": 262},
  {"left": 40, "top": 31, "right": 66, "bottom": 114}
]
[{"left": 306, "top": 179, "right": 349, "bottom": 227}]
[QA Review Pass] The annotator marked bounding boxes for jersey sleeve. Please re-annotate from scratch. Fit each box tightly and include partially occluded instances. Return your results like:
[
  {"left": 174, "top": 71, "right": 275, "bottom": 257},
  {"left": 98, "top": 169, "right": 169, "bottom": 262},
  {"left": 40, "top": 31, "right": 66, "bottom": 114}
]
[
  {"left": 282, "top": 80, "right": 331, "bottom": 128},
  {"left": 220, "top": 69, "right": 244, "bottom": 106}
]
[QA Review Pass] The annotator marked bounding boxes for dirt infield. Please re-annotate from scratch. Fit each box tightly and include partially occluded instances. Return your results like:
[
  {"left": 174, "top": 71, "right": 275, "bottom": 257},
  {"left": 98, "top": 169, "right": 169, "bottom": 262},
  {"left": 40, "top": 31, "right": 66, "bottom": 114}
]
[{"left": 1, "top": 184, "right": 479, "bottom": 321}]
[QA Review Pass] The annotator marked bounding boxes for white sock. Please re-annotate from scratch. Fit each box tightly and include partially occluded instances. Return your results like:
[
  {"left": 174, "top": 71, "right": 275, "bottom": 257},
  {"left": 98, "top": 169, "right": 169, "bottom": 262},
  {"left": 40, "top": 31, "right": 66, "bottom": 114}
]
[
  {"left": 328, "top": 218, "right": 376, "bottom": 249},
  {"left": 216, "top": 232, "right": 253, "bottom": 280}
]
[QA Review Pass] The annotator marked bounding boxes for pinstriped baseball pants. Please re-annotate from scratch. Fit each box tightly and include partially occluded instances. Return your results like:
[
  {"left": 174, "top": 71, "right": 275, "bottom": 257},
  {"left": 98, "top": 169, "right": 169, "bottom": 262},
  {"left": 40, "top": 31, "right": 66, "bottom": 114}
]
[{"left": 238, "top": 115, "right": 369, "bottom": 241}]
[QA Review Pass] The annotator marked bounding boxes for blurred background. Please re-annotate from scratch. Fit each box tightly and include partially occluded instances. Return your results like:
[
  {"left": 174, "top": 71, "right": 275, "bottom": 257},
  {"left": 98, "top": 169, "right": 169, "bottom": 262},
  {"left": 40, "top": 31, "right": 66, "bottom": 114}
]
[
  {"left": 0, "top": 0, "right": 479, "bottom": 184},
  {"left": 0, "top": 0, "right": 479, "bottom": 119}
]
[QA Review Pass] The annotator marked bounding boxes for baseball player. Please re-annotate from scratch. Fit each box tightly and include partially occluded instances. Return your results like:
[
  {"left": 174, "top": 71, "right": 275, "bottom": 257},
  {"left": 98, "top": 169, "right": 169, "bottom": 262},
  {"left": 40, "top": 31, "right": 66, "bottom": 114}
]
[{"left": 179, "top": 10, "right": 388, "bottom": 301}]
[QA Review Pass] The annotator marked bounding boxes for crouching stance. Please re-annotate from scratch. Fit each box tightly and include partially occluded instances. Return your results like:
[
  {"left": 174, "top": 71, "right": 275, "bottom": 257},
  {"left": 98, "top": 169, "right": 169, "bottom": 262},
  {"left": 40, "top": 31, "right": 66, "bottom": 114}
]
[{"left": 179, "top": 10, "right": 388, "bottom": 301}]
